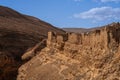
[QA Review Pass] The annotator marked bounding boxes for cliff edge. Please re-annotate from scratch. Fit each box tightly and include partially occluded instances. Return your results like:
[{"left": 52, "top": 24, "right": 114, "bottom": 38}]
[{"left": 17, "top": 22, "right": 120, "bottom": 80}]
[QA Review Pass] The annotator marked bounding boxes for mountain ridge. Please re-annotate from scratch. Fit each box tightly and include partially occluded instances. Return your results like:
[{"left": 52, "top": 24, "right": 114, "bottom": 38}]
[{"left": 0, "top": 5, "right": 65, "bottom": 80}]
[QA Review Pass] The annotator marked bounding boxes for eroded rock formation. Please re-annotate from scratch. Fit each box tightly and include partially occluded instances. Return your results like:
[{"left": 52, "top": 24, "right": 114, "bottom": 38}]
[{"left": 17, "top": 23, "right": 120, "bottom": 80}]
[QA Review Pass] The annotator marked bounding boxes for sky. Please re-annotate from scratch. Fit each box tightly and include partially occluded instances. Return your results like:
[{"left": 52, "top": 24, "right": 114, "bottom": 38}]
[{"left": 0, "top": 0, "right": 120, "bottom": 28}]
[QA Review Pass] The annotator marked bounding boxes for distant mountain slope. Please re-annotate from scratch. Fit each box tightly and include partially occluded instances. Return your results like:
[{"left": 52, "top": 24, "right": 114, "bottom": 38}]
[
  {"left": 63, "top": 27, "right": 102, "bottom": 33},
  {"left": 0, "top": 5, "right": 65, "bottom": 80},
  {"left": 63, "top": 28, "right": 91, "bottom": 33}
]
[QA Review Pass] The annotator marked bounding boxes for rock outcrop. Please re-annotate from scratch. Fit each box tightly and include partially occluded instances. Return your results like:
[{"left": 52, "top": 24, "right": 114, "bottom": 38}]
[
  {"left": 17, "top": 22, "right": 120, "bottom": 80},
  {"left": 0, "top": 6, "right": 65, "bottom": 80}
]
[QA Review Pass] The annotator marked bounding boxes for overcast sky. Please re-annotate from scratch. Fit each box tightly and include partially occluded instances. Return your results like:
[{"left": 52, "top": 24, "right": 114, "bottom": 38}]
[{"left": 0, "top": 0, "right": 120, "bottom": 28}]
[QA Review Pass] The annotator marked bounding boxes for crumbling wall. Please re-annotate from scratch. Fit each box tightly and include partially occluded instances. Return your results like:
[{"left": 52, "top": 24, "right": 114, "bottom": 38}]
[
  {"left": 46, "top": 23, "right": 120, "bottom": 60},
  {"left": 47, "top": 23, "right": 120, "bottom": 50},
  {"left": 17, "top": 23, "right": 120, "bottom": 80}
]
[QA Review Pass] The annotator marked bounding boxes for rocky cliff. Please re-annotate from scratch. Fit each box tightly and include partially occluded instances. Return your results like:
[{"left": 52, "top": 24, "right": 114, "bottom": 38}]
[
  {"left": 0, "top": 6, "right": 65, "bottom": 80},
  {"left": 17, "top": 22, "right": 120, "bottom": 80}
]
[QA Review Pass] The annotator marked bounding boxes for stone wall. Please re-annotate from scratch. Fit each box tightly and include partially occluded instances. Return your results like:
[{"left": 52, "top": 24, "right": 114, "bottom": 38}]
[{"left": 47, "top": 23, "right": 120, "bottom": 52}]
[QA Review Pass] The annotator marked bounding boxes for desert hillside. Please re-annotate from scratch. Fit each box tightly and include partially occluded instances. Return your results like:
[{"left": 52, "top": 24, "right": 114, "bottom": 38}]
[
  {"left": 63, "top": 27, "right": 102, "bottom": 33},
  {"left": 0, "top": 6, "right": 65, "bottom": 80},
  {"left": 17, "top": 22, "right": 120, "bottom": 80},
  {"left": 63, "top": 28, "right": 92, "bottom": 33}
]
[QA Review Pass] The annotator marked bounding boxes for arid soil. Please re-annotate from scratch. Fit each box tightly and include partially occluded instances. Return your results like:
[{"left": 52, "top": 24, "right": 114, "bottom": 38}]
[{"left": 17, "top": 23, "right": 120, "bottom": 80}]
